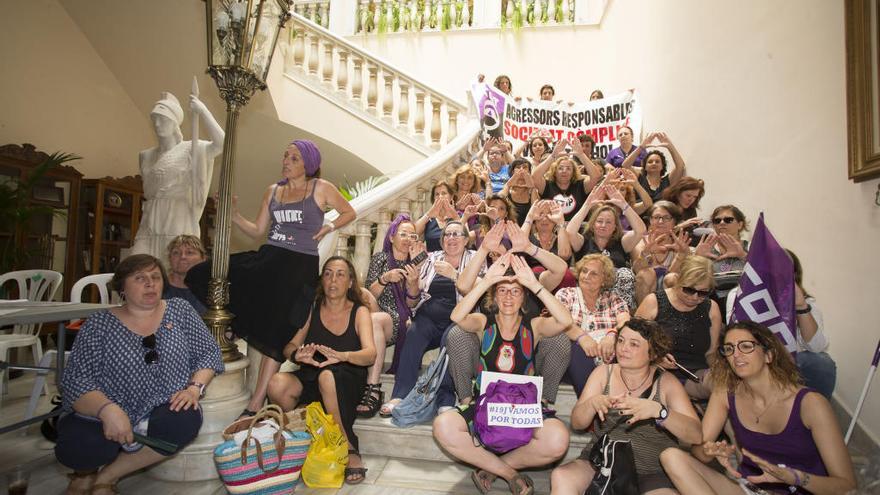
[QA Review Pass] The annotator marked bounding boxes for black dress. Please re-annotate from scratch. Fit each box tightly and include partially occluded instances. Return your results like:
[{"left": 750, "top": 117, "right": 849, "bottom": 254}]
[{"left": 293, "top": 302, "right": 367, "bottom": 451}]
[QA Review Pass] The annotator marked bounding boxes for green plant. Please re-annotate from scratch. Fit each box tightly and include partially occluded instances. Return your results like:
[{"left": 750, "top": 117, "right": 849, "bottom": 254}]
[
  {"left": 0, "top": 152, "right": 79, "bottom": 273},
  {"left": 338, "top": 174, "right": 390, "bottom": 201}
]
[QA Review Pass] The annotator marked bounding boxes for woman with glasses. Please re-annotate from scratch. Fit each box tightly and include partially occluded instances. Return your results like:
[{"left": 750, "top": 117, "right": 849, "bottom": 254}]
[
  {"left": 415, "top": 181, "right": 460, "bottom": 252},
  {"left": 268, "top": 256, "right": 376, "bottom": 485},
  {"left": 56, "top": 254, "right": 223, "bottom": 495},
  {"left": 661, "top": 321, "right": 856, "bottom": 495},
  {"left": 380, "top": 221, "right": 485, "bottom": 416},
  {"left": 694, "top": 205, "right": 749, "bottom": 304},
  {"left": 551, "top": 318, "right": 702, "bottom": 495},
  {"left": 619, "top": 132, "right": 688, "bottom": 203},
  {"left": 357, "top": 214, "right": 427, "bottom": 418},
  {"left": 632, "top": 201, "right": 690, "bottom": 304},
  {"left": 531, "top": 139, "right": 602, "bottom": 222},
  {"left": 434, "top": 254, "right": 575, "bottom": 495},
  {"left": 556, "top": 254, "right": 631, "bottom": 398},
  {"left": 635, "top": 255, "right": 723, "bottom": 399}
]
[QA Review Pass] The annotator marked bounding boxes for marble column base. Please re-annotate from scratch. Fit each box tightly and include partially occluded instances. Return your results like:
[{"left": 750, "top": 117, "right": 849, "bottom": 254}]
[{"left": 148, "top": 357, "right": 250, "bottom": 482}]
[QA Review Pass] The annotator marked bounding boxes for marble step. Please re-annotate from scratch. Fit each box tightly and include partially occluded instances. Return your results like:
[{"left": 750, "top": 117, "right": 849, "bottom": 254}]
[{"left": 354, "top": 373, "right": 591, "bottom": 464}]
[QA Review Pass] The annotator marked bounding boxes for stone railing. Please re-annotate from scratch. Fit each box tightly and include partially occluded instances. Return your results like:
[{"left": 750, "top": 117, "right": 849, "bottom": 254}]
[
  {"left": 284, "top": 14, "right": 470, "bottom": 152},
  {"left": 354, "top": 0, "right": 577, "bottom": 34},
  {"left": 319, "top": 122, "right": 482, "bottom": 280},
  {"left": 292, "top": 0, "right": 330, "bottom": 28}
]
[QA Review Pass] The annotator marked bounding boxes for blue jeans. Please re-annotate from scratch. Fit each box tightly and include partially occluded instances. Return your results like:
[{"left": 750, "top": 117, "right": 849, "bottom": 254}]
[{"left": 796, "top": 351, "right": 837, "bottom": 399}]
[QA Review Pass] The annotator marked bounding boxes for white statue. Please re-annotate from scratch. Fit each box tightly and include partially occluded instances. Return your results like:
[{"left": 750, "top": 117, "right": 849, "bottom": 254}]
[{"left": 132, "top": 83, "right": 224, "bottom": 259}]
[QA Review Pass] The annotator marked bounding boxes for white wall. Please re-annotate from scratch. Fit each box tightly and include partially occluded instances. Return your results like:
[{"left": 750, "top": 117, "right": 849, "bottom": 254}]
[
  {"left": 0, "top": 0, "right": 152, "bottom": 177},
  {"left": 353, "top": 0, "right": 880, "bottom": 440}
]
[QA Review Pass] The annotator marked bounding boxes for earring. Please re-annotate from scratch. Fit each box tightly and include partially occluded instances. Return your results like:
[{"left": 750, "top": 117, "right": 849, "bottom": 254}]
[{"left": 119, "top": 291, "right": 126, "bottom": 302}]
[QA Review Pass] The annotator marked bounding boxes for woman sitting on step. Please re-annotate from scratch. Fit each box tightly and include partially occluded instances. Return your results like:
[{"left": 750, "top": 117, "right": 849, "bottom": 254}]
[
  {"left": 380, "top": 220, "right": 484, "bottom": 416},
  {"left": 267, "top": 256, "right": 376, "bottom": 485},
  {"left": 357, "top": 214, "right": 426, "bottom": 418},
  {"left": 550, "top": 318, "right": 701, "bottom": 495},
  {"left": 56, "top": 254, "right": 224, "bottom": 495},
  {"left": 434, "top": 254, "right": 575, "bottom": 495}
]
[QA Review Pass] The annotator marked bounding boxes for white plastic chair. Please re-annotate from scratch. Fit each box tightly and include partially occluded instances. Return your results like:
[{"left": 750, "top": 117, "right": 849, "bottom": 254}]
[
  {"left": 24, "top": 273, "right": 114, "bottom": 420},
  {"left": 0, "top": 270, "right": 63, "bottom": 402}
]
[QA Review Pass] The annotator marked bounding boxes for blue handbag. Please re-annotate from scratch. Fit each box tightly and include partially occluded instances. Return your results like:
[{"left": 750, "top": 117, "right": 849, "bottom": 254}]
[{"left": 391, "top": 347, "right": 449, "bottom": 427}]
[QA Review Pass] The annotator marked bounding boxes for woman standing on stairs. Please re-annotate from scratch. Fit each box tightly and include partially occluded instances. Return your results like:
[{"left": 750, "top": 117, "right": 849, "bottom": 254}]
[{"left": 186, "top": 139, "right": 356, "bottom": 418}]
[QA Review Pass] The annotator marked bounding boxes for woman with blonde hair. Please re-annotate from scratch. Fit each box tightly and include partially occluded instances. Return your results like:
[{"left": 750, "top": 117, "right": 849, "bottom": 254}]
[
  {"left": 661, "top": 321, "right": 856, "bottom": 495},
  {"left": 450, "top": 163, "right": 491, "bottom": 212},
  {"left": 555, "top": 254, "right": 631, "bottom": 397},
  {"left": 635, "top": 255, "right": 723, "bottom": 399}
]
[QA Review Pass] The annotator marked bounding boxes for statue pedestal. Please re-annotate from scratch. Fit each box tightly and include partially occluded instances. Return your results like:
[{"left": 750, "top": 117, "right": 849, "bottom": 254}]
[{"left": 148, "top": 357, "right": 250, "bottom": 481}]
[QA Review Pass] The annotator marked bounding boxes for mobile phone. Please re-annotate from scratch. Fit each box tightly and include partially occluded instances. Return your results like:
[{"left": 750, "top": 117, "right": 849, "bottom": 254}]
[{"left": 692, "top": 227, "right": 714, "bottom": 238}]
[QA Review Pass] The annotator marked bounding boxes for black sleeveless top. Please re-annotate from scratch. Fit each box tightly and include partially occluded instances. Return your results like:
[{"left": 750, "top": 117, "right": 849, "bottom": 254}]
[
  {"left": 576, "top": 235, "right": 629, "bottom": 269},
  {"left": 303, "top": 302, "right": 362, "bottom": 354},
  {"left": 655, "top": 289, "right": 711, "bottom": 377},
  {"left": 478, "top": 314, "right": 536, "bottom": 378},
  {"left": 541, "top": 179, "right": 588, "bottom": 222}
]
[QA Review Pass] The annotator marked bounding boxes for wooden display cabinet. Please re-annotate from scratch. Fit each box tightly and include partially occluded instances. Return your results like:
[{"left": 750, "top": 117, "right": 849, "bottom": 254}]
[{"left": 77, "top": 177, "right": 143, "bottom": 283}]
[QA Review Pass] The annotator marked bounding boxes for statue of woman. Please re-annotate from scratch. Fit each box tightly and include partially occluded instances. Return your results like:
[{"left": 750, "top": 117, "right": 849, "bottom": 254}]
[{"left": 131, "top": 91, "right": 224, "bottom": 260}]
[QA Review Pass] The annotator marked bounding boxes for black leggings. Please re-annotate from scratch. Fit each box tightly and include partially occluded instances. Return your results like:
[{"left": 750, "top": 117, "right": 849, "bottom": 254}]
[{"left": 55, "top": 403, "right": 202, "bottom": 471}]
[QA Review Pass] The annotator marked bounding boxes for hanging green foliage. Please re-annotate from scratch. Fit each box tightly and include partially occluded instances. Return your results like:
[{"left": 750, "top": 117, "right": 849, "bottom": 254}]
[
  {"left": 362, "top": 1, "right": 376, "bottom": 33},
  {"left": 416, "top": 0, "right": 425, "bottom": 31},
  {"left": 454, "top": 0, "right": 464, "bottom": 27},
  {"left": 526, "top": 0, "right": 536, "bottom": 25},
  {"left": 428, "top": 0, "right": 438, "bottom": 29},
  {"left": 512, "top": 0, "right": 523, "bottom": 30},
  {"left": 554, "top": 0, "right": 563, "bottom": 23},
  {"left": 441, "top": 1, "right": 452, "bottom": 30},
  {"left": 377, "top": 0, "right": 388, "bottom": 33},
  {"left": 540, "top": 0, "right": 549, "bottom": 23},
  {"left": 392, "top": 1, "right": 401, "bottom": 31}
]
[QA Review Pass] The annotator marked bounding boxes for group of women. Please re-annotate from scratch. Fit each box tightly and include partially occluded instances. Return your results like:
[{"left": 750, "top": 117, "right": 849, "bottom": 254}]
[{"left": 55, "top": 134, "right": 852, "bottom": 495}]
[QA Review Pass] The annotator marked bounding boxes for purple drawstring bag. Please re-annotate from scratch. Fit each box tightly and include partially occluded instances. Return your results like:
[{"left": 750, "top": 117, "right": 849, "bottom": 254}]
[{"left": 473, "top": 380, "right": 539, "bottom": 454}]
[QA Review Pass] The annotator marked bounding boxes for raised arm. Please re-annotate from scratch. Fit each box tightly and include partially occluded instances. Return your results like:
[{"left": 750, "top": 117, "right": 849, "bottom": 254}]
[
  {"left": 605, "top": 187, "right": 647, "bottom": 252},
  {"left": 621, "top": 132, "right": 654, "bottom": 173},
  {"left": 655, "top": 132, "right": 687, "bottom": 185},
  {"left": 456, "top": 223, "right": 499, "bottom": 295},
  {"left": 630, "top": 176, "right": 654, "bottom": 214},
  {"left": 508, "top": 255, "right": 573, "bottom": 337},
  {"left": 565, "top": 185, "right": 608, "bottom": 252},
  {"left": 531, "top": 140, "right": 565, "bottom": 194},
  {"left": 570, "top": 137, "right": 603, "bottom": 193},
  {"left": 451, "top": 256, "right": 512, "bottom": 332},
  {"left": 506, "top": 220, "right": 568, "bottom": 288},
  {"left": 232, "top": 185, "right": 273, "bottom": 240}
]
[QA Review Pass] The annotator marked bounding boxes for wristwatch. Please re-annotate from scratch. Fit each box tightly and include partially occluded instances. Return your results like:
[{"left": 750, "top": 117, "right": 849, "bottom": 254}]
[
  {"left": 187, "top": 381, "right": 207, "bottom": 398},
  {"left": 656, "top": 405, "right": 669, "bottom": 426}
]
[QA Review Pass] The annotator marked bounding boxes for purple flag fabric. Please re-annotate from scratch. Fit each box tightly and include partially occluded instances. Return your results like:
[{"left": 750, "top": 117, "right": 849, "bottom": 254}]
[
  {"left": 470, "top": 82, "right": 506, "bottom": 140},
  {"left": 731, "top": 213, "right": 799, "bottom": 355}
]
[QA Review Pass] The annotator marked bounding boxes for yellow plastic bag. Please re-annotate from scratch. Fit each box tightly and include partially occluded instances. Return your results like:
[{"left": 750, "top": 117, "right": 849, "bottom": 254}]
[{"left": 301, "top": 402, "right": 348, "bottom": 488}]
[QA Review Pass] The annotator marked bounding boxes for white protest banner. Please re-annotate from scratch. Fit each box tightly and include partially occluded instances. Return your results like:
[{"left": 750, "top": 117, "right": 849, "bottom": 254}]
[
  {"left": 480, "top": 372, "right": 543, "bottom": 429},
  {"left": 499, "top": 90, "right": 643, "bottom": 160}
]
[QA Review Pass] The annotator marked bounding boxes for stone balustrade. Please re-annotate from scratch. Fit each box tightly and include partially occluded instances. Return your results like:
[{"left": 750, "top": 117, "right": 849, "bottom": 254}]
[{"left": 292, "top": 0, "right": 330, "bottom": 28}]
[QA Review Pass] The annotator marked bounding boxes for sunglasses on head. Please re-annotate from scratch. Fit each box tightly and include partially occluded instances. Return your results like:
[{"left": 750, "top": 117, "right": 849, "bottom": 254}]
[
  {"left": 681, "top": 286, "right": 711, "bottom": 298},
  {"left": 712, "top": 216, "right": 737, "bottom": 224},
  {"left": 142, "top": 334, "right": 159, "bottom": 365}
]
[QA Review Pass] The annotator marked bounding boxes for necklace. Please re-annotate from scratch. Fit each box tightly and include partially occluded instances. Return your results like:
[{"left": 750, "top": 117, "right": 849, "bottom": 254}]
[
  {"left": 751, "top": 394, "right": 780, "bottom": 424},
  {"left": 619, "top": 367, "right": 651, "bottom": 396}
]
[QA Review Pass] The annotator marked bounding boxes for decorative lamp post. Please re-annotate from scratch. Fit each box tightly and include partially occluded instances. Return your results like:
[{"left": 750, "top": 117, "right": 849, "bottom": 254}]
[{"left": 203, "top": 0, "right": 291, "bottom": 362}]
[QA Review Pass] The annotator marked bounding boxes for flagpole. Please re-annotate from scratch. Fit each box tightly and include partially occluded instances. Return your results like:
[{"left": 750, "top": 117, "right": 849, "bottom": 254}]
[{"left": 845, "top": 337, "right": 880, "bottom": 444}]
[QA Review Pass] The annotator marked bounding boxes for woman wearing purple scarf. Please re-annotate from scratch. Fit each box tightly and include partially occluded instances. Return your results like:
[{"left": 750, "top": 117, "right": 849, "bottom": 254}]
[
  {"left": 357, "top": 214, "right": 427, "bottom": 418},
  {"left": 187, "top": 139, "right": 356, "bottom": 417}
]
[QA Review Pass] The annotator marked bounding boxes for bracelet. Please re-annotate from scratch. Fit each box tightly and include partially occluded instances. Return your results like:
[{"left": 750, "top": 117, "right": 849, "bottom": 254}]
[
  {"left": 622, "top": 204, "right": 629, "bottom": 214},
  {"left": 523, "top": 219, "right": 533, "bottom": 224},
  {"left": 377, "top": 276, "right": 388, "bottom": 287},
  {"left": 605, "top": 330, "right": 618, "bottom": 339},
  {"left": 96, "top": 401, "right": 114, "bottom": 420},
  {"left": 779, "top": 465, "right": 801, "bottom": 487},
  {"left": 531, "top": 245, "right": 540, "bottom": 257},
  {"left": 795, "top": 304, "right": 811, "bottom": 315},
  {"left": 406, "top": 291, "right": 421, "bottom": 300},
  {"left": 329, "top": 222, "right": 336, "bottom": 232},
  {"left": 534, "top": 286, "right": 545, "bottom": 297}
]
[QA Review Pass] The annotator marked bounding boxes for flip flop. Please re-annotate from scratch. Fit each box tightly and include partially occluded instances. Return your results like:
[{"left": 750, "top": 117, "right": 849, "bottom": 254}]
[
  {"left": 378, "top": 398, "right": 401, "bottom": 418},
  {"left": 471, "top": 469, "right": 496, "bottom": 494},
  {"left": 345, "top": 449, "right": 367, "bottom": 485}
]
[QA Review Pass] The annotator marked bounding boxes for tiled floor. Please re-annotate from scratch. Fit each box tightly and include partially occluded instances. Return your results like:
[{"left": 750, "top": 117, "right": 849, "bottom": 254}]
[{"left": 2, "top": 370, "right": 878, "bottom": 494}]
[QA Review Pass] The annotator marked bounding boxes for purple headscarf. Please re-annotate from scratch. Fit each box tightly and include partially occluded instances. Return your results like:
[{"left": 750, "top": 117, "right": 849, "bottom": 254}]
[
  {"left": 279, "top": 139, "right": 321, "bottom": 185},
  {"left": 384, "top": 213, "right": 415, "bottom": 375}
]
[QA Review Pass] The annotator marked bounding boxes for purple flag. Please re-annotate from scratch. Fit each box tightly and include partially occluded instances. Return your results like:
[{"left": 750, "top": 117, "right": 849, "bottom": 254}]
[
  {"left": 470, "top": 82, "right": 506, "bottom": 140},
  {"left": 731, "top": 213, "right": 798, "bottom": 355}
]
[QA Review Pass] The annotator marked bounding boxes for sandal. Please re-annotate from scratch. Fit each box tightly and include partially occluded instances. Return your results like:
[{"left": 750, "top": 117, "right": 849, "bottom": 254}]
[
  {"left": 356, "top": 383, "right": 384, "bottom": 418},
  {"left": 65, "top": 471, "right": 97, "bottom": 495},
  {"left": 90, "top": 482, "right": 120, "bottom": 494},
  {"left": 470, "top": 469, "right": 497, "bottom": 494},
  {"left": 506, "top": 473, "right": 534, "bottom": 495},
  {"left": 378, "top": 398, "right": 401, "bottom": 418},
  {"left": 344, "top": 449, "right": 367, "bottom": 485}
]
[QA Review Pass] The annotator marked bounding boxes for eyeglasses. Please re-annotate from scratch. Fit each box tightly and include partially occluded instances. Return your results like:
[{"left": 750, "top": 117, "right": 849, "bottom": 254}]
[
  {"left": 712, "top": 217, "right": 737, "bottom": 225},
  {"left": 142, "top": 334, "right": 159, "bottom": 365},
  {"left": 496, "top": 287, "right": 524, "bottom": 297},
  {"left": 681, "top": 286, "right": 711, "bottom": 298},
  {"left": 718, "top": 340, "right": 764, "bottom": 357},
  {"left": 651, "top": 215, "right": 673, "bottom": 222},
  {"left": 443, "top": 232, "right": 466, "bottom": 238},
  {"left": 488, "top": 150, "right": 503, "bottom": 156},
  {"left": 397, "top": 232, "right": 419, "bottom": 241}
]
